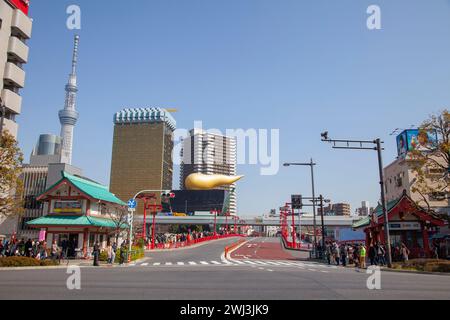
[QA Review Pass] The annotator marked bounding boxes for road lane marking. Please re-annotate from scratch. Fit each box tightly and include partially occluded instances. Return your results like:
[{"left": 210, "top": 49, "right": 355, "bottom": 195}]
[
  {"left": 308, "top": 269, "right": 316, "bottom": 272},
  {"left": 233, "top": 260, "right": 245, "bottom": 265},
  {"left": 254, "top": 261, "right": 269, "bottom": 265},
  {"left": 189, "top": 262, "right": 197, "bottom": 265},
  {"left": 153, "top": 263, "right": 161, "bottom": 266},
  {"left": 211, "top": 261, "right": 221, "bottom": 265},
  {"left": 165, "top": 262, "right": 173, "bottom": 266},
  {"left": 177, "top": 262, "right": 185, "bottom": 266},
  {"left": 141, "top": 263, "right": 149, "bottom": 266},
  {"left": 200, "top": 261, "right": 209, "bottom": 265},
  {"left": 244, "top": 261, "right": 258, "bottom": 265}
]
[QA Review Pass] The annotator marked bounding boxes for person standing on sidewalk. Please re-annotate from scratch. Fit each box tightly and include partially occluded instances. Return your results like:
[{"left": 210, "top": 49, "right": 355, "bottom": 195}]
[
  {"left": 377, "top": 243, "right": 386, "bottom": 266},
  {"left": 111, "top": 242, "right": 117, "bottom": 265},
  {"left": 401, "top": 243, "right": 410, "bottom": 262},
  {"left": 93, "top": 242, "right": 100, "bottom": 267},
  {"left": 359, "top": 244, "right": 367, "bottom": 269},
  {"left": 340, "top": 243, "right": 348, "bottom": 267}
]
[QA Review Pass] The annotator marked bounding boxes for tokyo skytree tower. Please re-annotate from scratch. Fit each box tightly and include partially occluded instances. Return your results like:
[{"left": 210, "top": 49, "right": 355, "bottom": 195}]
[{"left": 59, "top": 35, "right": 80, "bottom": 165}]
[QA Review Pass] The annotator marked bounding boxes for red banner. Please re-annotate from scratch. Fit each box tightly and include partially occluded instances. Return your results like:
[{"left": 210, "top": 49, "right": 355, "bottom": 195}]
[{"left": 6, "top": 0, "right": 30, "bottom": 16}]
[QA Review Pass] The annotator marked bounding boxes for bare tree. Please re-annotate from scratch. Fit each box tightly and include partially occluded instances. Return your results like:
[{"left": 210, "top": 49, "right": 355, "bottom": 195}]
[
  {"left": 410, "top": 109, "right": 449, "bottom": 219},
  {"left": 0, "top": 131, "right": 24, "bottom": 219}
]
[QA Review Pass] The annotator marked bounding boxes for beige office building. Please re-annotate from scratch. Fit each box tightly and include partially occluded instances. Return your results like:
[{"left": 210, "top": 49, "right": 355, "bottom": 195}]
[
  {"left": 110, "top": 108, "right": 176, "bottom": 215},
  {"left": 384, "top": 156, "right": 449, "bottom": 216},
  {"left": 0, "top": 0, "right": 32, "bottom": 138}
]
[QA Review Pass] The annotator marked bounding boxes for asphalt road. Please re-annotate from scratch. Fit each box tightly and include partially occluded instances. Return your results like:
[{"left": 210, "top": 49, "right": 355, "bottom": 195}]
[{"left": 0, "top": 237, "right": 449, "bottom": 300}]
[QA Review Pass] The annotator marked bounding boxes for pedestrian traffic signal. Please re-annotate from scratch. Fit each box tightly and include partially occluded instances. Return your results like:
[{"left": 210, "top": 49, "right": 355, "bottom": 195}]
[{"left": 292, "top": 195, "right": 303, "bottom": 210}]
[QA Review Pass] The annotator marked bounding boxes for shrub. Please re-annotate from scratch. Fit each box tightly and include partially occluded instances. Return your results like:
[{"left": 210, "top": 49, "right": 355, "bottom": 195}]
[
  {"left": 394, "top": 259, "right": 450, "bottom": 273},
  {"left": 0, "top": 257, "right": 60, "bottom": 267},
  {"left": 99, "top": 246, "right": 144, "bottom": 263}
]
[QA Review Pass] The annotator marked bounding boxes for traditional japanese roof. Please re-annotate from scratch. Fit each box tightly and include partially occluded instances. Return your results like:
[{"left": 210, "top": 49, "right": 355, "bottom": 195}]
[
  {"left": 27, "top": 215, "right": 127, "bottom": 229},
  {"left": 37, "top": 171, "right": 126, "bottom": 206},
  {"left": 352, "top": 191, "right": 445, "bottom": 230}
]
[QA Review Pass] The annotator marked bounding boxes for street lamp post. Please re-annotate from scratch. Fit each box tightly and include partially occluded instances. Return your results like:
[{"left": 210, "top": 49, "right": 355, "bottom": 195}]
[
  {"left": 321, "top": 133, "right": 393, "bottom": 267},
  {"left": 284, "top": 160, "right": 318, "bottom": 256}
]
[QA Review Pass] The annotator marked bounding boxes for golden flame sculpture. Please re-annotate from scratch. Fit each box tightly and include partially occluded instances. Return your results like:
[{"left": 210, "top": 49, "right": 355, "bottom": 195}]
[{"left": 185, "top": 173, "right": 244, "bottom": 191}]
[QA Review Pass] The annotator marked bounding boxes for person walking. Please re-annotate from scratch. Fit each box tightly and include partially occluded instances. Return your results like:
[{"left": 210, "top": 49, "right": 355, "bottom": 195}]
[
  {"left": 111, "top": 242, "right": 117, "bottom": 264},
  {"left": 401, "top": 243, "right": 410, "bottom": 263},
  {"left": 325, "top": 242, "right": 331, "bottom": 265},
  {"left": 377, "top": 243, "right": 386, "bottom": 266},
  {"left": 93, "top": 242, "right": 100, "bottom": 267},
  {"left": 359, "top": 244, "right": 367, "bottom": 269},
  {"left": 51, "top": 240, "right": 59, "bottom": 261}
]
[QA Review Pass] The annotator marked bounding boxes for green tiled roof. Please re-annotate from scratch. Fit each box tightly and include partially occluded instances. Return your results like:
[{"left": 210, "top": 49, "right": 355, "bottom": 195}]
[
  {"left": 26, "top": 215, "right": 128, "bottom": 229},
  {"left": 352, "top": 198, "right": 401, "bottom": 229},
  {"left": 42, "top": 171, "right": 126, "bottom": 206}
]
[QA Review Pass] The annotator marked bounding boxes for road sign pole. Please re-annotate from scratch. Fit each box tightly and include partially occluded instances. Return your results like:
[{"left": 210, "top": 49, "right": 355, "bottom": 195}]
[{"left": 128, "top": 209, "right": 135, "bottom": 263}]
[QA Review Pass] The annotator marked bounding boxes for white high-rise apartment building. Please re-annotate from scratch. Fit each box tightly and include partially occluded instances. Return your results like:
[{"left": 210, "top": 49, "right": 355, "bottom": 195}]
[
  {"left": 180, "top": 129, "right": 238, "bottom": 215},
  {"left": 0, "top": 0, "right": 32, "bottom": 138}
]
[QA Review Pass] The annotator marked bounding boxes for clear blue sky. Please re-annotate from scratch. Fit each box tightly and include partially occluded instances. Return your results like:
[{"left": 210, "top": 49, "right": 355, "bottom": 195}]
[{"left": 18, "top": 0, "right": 450, "bottom": 216}]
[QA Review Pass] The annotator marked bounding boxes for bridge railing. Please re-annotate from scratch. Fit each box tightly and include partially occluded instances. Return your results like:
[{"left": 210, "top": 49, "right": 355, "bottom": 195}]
[
  {"left": 149, "top": 234, "right": 246, "bottom": 250},
  {"left": 282, "top": 235, "right": 313, "bottom": 251}
]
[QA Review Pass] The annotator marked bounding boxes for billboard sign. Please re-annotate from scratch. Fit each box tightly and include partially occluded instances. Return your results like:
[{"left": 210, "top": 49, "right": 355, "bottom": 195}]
[
  {"left": 397, "top": 129, "right": 438, "bottom": 158},
  {"left": 6, "top": 0, "right": 30, "bottom": 16},
  {"left": 53, "top": 200, "right": 82, "bottom": 214}
]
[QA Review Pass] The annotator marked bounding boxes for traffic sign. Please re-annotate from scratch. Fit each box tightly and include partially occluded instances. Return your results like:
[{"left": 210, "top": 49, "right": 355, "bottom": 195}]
[{"left": 128, "top": 199, "right": 137, "bottom": 209}]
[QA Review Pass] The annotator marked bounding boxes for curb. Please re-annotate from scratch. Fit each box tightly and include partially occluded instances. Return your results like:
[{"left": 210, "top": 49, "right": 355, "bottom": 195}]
[{"left": 380, "top": 267, "right": 450, "bottom": 277}]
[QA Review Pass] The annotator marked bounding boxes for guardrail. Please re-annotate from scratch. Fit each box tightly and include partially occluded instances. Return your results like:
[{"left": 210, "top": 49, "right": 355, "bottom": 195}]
[
  {"left": 149, "top": 234, "right": 246, "bottom": 250},
  {"left": 224, "top": 238, "right": 248, "bottom": 257},
  {"left": 282, "top": 235, "right": 313, "bottom": 251}
]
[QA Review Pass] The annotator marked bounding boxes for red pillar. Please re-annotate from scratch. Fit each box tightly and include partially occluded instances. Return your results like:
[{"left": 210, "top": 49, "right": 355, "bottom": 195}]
[
  {"left": 142, "top": 198, "right": 147, "bottom": 241},
  {"left": 83, "top": 228, "right": 88, "bottom": 258},
  {"left": 151, "top": 213, "right": 156, "bottom": 250},
  {"left": 291, "top": 205, "right": 296, "bottom": 249}
]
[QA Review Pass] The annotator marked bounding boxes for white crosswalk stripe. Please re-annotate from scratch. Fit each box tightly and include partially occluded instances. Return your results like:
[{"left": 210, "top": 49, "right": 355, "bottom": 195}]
[
  {"left": 133, "top": 259, "right": 340, "bottom": 273},
  {"left": 265, "top": 261, "right": 282, "bottom": 266}
]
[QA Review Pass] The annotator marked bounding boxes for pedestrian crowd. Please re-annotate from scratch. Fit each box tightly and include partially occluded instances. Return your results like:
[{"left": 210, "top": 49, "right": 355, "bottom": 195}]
[
  {"left": 148, "top": 231, "right": 218, "bottom": 248},
  {"left": 0, "top": 237, "right": 51, "bottom": 260},
  {"left": 323, "top": 241, "right": 412, "bottom": 269}
]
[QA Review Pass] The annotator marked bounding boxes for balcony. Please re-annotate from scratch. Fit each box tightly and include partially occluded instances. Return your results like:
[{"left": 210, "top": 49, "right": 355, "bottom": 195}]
[
  {"left": 2, "top": 118, "right": 18, "bottom": 138},
  {"left": 11, "top": 9, "right": 33, "bottom": 40},
  {"left": 3, "top": 62, "right": 25, "bottom": 88},
  {"left": 1, "top": 89, "right": 22, "bottom": 115},
  {"left": 8, "top": 37, "right": 29, "bottom": 63}
]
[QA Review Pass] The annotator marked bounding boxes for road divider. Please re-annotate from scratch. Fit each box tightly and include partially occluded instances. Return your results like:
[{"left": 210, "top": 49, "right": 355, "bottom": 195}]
[{"left": 224, "top": 238, "right": 249, "bottom": 258}]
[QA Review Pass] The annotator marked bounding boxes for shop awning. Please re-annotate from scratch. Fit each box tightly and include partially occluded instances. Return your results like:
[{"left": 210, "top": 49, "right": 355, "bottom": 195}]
[{"left": 26, "top": 215, "right": 128, "bottom": 229}]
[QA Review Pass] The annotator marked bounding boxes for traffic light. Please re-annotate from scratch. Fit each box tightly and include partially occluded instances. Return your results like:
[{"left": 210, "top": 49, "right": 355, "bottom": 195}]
[
  {"left": 161, "top": 191, "right": 176, "bottom": 199},
  {"left": 291, "top": 195, "right": 303, "bottom": 210}
]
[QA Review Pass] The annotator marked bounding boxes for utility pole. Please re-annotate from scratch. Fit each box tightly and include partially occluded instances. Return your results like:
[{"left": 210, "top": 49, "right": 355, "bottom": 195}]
[{"left": 321, "top": 133, "right": 393, "bottom": 267}]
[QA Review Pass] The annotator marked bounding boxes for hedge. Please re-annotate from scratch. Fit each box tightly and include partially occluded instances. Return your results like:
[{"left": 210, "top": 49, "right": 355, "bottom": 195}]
[
  {"left": 99, "top": 246, "right": 145, "bottom": 263},
  {"left": 0, "top": 257, "right": 60, "bottom": 268},
  {"left": 392, "top": 259, "right": 450, "bottom": 273}
]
